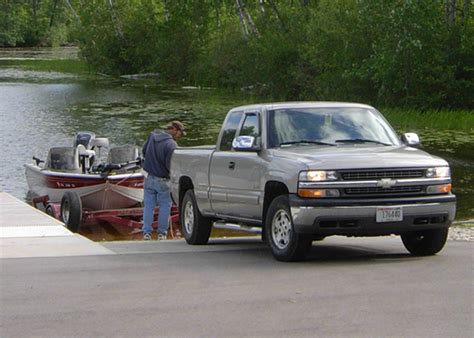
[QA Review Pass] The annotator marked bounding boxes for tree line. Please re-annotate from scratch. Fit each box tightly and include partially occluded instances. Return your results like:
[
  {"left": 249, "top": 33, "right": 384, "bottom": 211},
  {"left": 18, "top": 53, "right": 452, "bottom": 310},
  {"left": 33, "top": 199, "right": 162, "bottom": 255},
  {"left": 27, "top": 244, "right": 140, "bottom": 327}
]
[{"left": 1, "top": 0, "right": 472, "bottom": 109}]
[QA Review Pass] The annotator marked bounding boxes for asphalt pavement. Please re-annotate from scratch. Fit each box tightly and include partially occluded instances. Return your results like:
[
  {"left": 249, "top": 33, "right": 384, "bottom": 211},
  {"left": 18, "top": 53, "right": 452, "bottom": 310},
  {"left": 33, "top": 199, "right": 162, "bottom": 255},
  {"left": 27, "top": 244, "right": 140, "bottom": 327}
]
[{"left": 1, "top": 236, "right": 472, "bottom": 337}]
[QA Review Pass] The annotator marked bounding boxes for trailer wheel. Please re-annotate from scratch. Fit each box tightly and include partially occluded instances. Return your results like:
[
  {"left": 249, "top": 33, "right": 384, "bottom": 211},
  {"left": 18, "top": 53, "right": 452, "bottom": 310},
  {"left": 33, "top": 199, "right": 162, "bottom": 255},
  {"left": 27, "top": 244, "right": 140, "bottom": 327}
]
[
  {"left": 265, "top": 195, "right": 312, "bottom": 262},
  {"left": 45, "top": 204, "right": 54, "bottom": 217},
  {"left": 401, "top": 228, "right": 448, "bottom": 256},
  {"left": 181, "top": 190, "right": 212, "bottom": 245},
  {"left": 60, "top": 191, "right": 82, "bottom": 232}
]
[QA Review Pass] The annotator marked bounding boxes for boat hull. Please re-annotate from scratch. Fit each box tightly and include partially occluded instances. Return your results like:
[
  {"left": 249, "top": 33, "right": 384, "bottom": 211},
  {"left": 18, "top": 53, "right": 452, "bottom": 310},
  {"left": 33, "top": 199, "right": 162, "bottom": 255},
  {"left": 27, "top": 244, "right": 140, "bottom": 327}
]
[{"left": 25, "top": 163, "right": 144, "bottom": 210}]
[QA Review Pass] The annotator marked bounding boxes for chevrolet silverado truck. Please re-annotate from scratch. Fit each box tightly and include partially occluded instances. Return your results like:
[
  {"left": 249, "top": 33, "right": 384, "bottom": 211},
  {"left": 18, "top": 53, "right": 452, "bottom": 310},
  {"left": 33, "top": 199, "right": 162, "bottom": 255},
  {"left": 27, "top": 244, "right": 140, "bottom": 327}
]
[{"left": 170, "top": 102, "right": 456, "bottom": 261}]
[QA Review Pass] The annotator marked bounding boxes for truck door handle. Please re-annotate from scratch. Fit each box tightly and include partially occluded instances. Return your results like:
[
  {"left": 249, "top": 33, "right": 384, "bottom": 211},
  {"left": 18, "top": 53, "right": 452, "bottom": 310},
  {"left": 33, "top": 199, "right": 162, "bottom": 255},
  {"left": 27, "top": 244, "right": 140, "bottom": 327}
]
[{"left": 228, "top": 161, "right": 235, "bottom": 169}]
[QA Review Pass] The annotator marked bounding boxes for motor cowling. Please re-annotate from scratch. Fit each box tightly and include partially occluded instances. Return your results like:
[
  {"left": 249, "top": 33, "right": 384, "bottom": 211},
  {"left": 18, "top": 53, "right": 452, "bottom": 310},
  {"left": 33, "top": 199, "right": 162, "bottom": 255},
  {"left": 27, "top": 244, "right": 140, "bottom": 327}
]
[{"left": 73, "top": 131, "right": 96, "bottom": 149}]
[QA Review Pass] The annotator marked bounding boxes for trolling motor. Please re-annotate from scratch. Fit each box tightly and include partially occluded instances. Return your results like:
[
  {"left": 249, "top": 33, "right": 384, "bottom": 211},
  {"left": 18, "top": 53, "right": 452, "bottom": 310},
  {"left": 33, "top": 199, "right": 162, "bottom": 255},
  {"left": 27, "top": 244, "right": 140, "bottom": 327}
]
[{"left": 91, "top": 158, "right": 142, "bottom": 176}]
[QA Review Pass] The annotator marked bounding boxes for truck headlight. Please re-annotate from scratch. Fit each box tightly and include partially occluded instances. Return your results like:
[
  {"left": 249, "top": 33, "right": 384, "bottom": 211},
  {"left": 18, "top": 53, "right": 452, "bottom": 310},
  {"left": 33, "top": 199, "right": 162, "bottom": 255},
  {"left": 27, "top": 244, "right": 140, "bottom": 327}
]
[
  {"left": 426, "top": 167, "right": 450, "bottom": 178},
  {"left": 299, "top": 170, "right": 338, "bottom": 181}
]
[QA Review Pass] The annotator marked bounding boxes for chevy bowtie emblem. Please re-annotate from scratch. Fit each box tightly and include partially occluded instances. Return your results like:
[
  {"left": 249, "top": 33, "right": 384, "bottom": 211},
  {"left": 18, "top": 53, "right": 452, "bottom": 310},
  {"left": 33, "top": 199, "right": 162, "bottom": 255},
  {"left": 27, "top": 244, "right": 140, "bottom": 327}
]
[{"left": 377, "top": 178, "right": 397, "bottom": 189}]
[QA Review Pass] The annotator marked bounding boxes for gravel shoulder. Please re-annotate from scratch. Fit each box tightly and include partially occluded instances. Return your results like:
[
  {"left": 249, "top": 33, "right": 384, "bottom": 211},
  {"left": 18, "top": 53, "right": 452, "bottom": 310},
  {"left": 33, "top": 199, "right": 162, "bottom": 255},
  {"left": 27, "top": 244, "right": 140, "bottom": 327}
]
[{"left": 449, "top": 220, "right": 474, "bottom": 241}]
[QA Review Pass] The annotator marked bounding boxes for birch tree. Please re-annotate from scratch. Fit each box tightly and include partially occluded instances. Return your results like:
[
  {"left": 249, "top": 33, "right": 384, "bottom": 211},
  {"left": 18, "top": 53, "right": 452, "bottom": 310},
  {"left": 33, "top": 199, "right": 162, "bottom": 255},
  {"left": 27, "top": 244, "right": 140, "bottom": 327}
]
[{"left": 235, "top": 0, "right": 259, "bottom": 37}]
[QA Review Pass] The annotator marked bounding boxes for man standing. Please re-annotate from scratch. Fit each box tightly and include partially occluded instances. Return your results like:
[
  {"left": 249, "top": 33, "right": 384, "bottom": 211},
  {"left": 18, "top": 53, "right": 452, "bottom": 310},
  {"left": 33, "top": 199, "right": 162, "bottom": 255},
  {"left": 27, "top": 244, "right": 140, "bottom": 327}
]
[{"left": 142, "top": 121, "right": 186, "bottom": 240}]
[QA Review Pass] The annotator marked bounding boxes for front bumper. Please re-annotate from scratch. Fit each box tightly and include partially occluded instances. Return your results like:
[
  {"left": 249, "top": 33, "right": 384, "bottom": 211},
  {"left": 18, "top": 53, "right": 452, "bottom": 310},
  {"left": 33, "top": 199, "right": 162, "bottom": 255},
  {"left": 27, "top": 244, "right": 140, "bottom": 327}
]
[{"left": 290, "top": 194, "right": 456, "bottom": 236}]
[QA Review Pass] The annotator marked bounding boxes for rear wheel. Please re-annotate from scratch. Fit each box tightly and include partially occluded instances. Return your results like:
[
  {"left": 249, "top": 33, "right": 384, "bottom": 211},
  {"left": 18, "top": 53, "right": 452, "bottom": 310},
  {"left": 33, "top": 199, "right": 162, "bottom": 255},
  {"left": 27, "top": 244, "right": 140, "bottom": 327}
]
[
  {"left": 181, "top": 190, "right": 212, "bottom": 244},
  {"left": 265, "top": 195, "right": 312, "bottom": 262},
  {"left": 45, "top": 204, "right": 54, "bottom": 217},
  {"left": 401, "top": 228, "right": 449, "bottom": 256},
  {"left": 60, "top": 191, "right": 82, "bottom": 232}
]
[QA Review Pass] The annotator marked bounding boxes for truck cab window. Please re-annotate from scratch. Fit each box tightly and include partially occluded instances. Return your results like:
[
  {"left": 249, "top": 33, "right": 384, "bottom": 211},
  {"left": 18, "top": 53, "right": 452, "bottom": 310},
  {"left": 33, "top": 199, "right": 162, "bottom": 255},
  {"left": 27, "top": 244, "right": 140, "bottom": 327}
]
[
  {"left": 239, "top": 114, "right": 259, "bottom": 137},
  {"left": 219, "top": 111, "right": 243, "bottom": 151}
]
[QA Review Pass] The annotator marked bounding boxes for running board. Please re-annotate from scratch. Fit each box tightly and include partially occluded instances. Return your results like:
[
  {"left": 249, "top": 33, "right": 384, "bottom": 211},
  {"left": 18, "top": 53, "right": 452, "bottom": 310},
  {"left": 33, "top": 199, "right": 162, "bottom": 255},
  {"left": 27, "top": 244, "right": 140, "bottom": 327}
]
[{"left": 213, "top": 221, "right": 262, "bottom": 234}]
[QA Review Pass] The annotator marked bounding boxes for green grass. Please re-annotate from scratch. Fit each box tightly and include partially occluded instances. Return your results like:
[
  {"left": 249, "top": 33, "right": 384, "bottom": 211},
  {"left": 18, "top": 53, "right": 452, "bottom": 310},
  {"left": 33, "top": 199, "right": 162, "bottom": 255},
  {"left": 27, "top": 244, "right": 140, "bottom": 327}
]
[
  {"left": 382, "top": 108, "right": 474, "bottom": 132},
  {"left": 0, "top": 59, "right": 90, "bottom": 74}
]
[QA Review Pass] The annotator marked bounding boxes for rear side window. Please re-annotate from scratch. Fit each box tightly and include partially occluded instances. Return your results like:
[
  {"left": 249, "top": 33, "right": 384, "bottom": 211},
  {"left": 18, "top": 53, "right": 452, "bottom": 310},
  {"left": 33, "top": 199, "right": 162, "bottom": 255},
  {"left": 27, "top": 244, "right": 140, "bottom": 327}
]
[{"left": 219, "top": 111, "right": 243, "bottom": 151}]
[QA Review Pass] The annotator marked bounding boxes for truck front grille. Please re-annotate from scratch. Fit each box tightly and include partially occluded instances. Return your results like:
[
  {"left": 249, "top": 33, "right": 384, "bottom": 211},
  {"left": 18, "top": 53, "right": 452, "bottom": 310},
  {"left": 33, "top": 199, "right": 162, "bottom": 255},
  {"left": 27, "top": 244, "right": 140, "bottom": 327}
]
[
  {"left": 344, "top": 185, "right": 423, "bottom": 196},
  {"left": 341, "top": 169, "right": 424, "bottom": 181}
]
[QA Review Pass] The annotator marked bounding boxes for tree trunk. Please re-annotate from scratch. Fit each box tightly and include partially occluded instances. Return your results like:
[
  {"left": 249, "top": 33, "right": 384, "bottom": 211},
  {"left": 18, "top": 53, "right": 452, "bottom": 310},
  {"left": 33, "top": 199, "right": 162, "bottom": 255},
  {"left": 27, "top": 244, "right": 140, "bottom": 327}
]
[
  {"left": 31, "top": 0, "right": 38, "bottom": 18},
  {"left": 235, "top": 0, "right": 250, "bottom": 36},
  {"left": 63, "top": 0, "right": 81, "bottom": 23},
  {"left": 446, "top": 0, "right": 456, "bottom": 25},
  {"left": 461, "top": 0, "right": 470, "bottom": 25},
  {"left": 259, "top": 0, "right": 266, "bottom": 14},
  {"left": 107, "top": 0, "right": 126, "bottom": 43},
  {"left": 235, "top": 0, "right": 259, "bottom": 37},
  {"left": 215, "top": 0, "right": 221, "bottom": 28},
  {"left": 49, "top": 0, "right": 59, "bottom": 28},
  {"left": 268, "top": 0, "right": 287, "bottom": 31}
]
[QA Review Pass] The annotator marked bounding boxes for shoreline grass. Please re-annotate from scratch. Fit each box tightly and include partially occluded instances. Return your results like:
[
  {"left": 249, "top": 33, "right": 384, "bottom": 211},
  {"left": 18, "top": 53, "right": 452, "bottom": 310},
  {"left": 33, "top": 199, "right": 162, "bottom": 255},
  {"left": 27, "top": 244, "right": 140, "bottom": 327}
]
[{"left": 382, "top": 108, "right": 474, "bottom": 132}]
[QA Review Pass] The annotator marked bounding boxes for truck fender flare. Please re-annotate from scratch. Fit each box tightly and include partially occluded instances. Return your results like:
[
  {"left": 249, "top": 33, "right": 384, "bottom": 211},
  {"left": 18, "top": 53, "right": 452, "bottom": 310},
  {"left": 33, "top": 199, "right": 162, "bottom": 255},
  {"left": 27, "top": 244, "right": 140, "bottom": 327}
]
[{"left": 263, "top": 181, "right": 290, "bottom": 229}]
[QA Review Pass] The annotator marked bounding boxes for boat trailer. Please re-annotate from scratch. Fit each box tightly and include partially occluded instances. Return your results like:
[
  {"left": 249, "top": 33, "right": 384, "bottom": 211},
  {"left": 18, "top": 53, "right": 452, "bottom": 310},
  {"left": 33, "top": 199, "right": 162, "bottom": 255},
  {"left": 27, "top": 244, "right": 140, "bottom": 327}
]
[{"left": 31, "top": 194, "right": 180, "bottom": 237}]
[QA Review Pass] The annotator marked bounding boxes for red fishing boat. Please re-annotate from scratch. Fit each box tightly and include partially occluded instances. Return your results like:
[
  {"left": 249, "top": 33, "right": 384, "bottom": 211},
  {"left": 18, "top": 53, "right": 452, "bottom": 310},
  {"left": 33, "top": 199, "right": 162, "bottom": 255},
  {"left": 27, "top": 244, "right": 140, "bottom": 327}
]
[
  {"left": 25, "top": 131, "right": 144, "bottom": 204},
  {"left": 24, "top": 132, "right": 156, "bottom": 232}
]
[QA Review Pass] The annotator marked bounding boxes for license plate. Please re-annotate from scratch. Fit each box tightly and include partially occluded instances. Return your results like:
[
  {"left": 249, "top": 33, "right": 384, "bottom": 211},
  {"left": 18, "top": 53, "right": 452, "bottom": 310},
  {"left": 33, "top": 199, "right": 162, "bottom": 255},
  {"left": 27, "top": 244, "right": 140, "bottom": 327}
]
[{"left": 376, "top": 207, "right": 403, "bottom": 222}]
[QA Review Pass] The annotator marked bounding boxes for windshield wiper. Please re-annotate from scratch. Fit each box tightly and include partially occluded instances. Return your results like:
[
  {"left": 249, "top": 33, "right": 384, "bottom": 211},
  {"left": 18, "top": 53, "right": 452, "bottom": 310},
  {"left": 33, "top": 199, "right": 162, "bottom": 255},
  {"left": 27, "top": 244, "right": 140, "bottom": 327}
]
[
  {"left": 335, "top": 138, "right": 391, "bottom": 146},
  {"left": 280, "top": 140, "right": 336, "bottom": 147}
]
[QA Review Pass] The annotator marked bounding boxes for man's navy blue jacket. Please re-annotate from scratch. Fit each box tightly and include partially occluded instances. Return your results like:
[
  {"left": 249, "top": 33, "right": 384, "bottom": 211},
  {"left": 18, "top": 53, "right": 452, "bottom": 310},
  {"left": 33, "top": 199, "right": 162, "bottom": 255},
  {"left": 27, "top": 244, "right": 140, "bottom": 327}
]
[{"left": 142, "top": 129, "right": 177, "bottom": 179}]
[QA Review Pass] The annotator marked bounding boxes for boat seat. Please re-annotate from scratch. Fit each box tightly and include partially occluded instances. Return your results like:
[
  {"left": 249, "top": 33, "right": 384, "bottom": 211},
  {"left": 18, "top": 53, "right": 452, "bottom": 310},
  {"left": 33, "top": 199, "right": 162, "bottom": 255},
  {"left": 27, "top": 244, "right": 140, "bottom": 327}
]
[
  {"left": 107, "top": 145, "right": 140, "bottom": 165},
  {"left": 46, "top": 147, "right": 81, "bottom": 172}
]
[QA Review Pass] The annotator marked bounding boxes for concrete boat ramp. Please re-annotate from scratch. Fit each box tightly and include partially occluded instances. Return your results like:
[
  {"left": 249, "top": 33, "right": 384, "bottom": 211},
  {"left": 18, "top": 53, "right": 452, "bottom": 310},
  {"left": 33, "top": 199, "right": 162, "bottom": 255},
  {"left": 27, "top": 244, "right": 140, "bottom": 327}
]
[
  {"left": 0, "top": 192, "right": 113, "bottom": 258},
  {"left": 0, "top": 192, "right": 263, "bottom": 259}
]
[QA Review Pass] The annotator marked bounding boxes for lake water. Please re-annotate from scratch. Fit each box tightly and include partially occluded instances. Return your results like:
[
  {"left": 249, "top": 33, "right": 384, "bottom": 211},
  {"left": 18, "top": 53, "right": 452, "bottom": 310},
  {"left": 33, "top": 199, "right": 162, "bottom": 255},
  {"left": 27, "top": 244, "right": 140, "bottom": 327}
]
[{"left": 0, "top": 48, "right": 472, "bottom": 240}]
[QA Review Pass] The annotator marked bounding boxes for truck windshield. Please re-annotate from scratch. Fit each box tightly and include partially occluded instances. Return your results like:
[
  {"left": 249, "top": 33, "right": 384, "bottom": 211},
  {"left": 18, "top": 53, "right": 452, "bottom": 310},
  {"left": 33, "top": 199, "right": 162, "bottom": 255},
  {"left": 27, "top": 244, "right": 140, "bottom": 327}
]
[{"left": 267, "top": 107, "right": 400, "bottom": 148}]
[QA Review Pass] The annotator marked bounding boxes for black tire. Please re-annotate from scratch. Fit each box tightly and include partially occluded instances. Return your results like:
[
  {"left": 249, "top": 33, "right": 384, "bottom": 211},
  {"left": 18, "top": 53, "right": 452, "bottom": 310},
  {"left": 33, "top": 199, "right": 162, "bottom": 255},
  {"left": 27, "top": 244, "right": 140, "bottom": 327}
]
[
  {"left": 45, "top": 204, "right": 54, "bottom": 217},
  {"left": 265, "top": 195, "right": 312, "bottom": 262},
  {"left": 401, "top": 228, "right": 449, "bottom": 256},
  {"left": 60, "top": 191, "right": 82, "bottom": 232},
  {"left": 181, "top": 190, "right": 212, "bottom": 245}
]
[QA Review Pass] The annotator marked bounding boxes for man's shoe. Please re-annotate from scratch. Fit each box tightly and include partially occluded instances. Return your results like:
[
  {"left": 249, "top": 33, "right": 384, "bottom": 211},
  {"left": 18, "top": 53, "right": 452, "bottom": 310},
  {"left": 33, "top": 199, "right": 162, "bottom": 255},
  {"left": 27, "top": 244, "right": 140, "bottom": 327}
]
[
  {"left": 143, "top": 233, "right": 152, "bottom": 241},
  {"left": 157, "top": 234, "right": 167, "bottom": 241}
]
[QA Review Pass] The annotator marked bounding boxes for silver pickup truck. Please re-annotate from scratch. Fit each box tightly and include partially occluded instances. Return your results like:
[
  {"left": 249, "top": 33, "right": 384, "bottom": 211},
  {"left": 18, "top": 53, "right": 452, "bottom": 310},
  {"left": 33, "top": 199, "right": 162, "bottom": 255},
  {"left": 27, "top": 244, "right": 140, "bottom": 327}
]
[{"left": 170, "top": 102, "right": 456, "bottom": 261}]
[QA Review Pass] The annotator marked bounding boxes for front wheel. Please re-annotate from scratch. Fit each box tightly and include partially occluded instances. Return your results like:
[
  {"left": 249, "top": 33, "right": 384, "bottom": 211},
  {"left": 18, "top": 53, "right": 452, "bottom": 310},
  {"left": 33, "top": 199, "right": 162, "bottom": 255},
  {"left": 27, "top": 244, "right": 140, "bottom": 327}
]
[
  {"left": 401, "top": 228, "right": 449, "bottom": 256},
  {"left": 181, "top": 190, "right": 212, "bottom": 245},
  {"left": 265, "top": 195, "right": 312, "bottom": 262}
]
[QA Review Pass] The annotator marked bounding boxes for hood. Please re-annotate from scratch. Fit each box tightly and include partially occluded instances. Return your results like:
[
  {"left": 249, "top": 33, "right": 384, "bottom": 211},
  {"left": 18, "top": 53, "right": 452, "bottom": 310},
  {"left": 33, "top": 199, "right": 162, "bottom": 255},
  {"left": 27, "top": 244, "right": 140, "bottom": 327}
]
[
  {"left": 270, "top": 145, "right": 449, "bottom": 170},
  {"left": 151, "top": 129, "right": 172, "bottom": 143}
]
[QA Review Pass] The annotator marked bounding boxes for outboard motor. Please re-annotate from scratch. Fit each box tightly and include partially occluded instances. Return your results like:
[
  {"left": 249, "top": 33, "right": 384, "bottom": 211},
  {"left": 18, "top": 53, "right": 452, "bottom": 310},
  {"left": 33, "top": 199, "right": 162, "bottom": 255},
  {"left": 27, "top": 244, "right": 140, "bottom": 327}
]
[
  {"left": 77, "top": 144, "right": 95, "bottom": 173},
  {"left": 74, "top": 131, "right": 96, "bottom": 149}
]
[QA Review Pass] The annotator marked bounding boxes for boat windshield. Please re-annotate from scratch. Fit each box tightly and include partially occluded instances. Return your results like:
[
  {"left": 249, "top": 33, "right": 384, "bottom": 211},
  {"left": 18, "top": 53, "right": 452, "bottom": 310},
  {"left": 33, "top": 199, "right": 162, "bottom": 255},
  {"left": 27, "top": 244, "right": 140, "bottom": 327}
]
[{"left": 267, "top": 107, "right": 401, "bottom": 148}]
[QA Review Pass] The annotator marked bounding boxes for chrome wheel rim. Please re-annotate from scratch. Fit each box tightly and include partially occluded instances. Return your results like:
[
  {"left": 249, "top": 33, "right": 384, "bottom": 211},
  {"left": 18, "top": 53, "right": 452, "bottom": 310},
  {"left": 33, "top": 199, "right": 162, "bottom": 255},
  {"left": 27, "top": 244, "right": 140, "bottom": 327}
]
[
  {"left": 183, "top": 200, "right": 194, "bottom": 235},
  {"left": 61, "top": 201, "right": 70, "bottom": 223},
  {"left": 271, "top": 209, "right": 291, "bottom": 250}
]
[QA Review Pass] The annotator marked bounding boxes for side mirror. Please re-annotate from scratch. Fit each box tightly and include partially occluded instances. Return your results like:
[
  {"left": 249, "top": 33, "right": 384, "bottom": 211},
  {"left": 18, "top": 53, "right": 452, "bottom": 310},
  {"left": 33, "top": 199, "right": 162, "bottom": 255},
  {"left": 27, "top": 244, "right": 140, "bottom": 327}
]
[
  {"left": 232, "top": 136, "right": 260, "bottom": 151},
  {"left": 401, "top": 133, "right": 420, "bottom": 147}
]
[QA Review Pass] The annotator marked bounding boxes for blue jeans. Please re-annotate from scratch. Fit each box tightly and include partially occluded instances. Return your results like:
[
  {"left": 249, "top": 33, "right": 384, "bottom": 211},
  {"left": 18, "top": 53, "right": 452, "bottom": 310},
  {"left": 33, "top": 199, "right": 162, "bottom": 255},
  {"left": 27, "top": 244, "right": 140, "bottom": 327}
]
[{"left": 142, "top": 175, "right": 172, "bottom": 235}]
